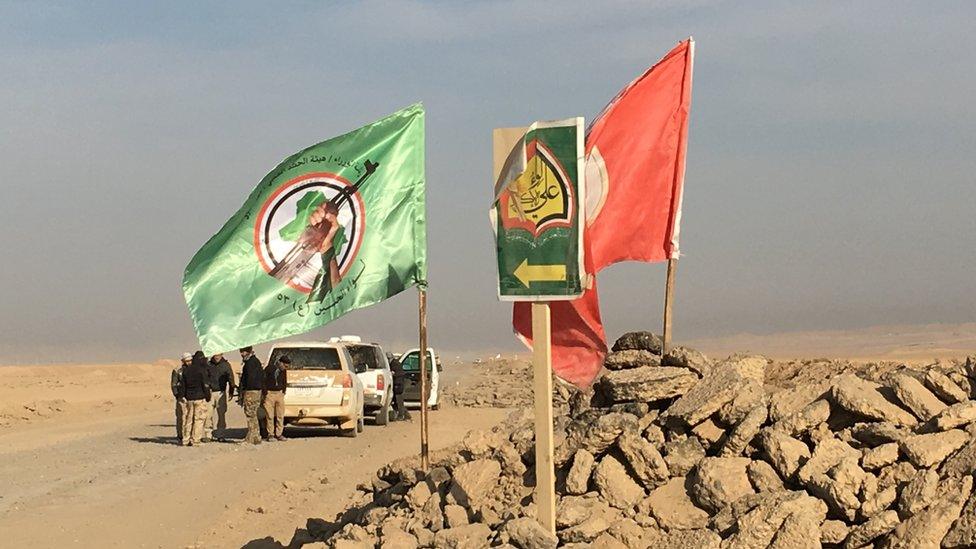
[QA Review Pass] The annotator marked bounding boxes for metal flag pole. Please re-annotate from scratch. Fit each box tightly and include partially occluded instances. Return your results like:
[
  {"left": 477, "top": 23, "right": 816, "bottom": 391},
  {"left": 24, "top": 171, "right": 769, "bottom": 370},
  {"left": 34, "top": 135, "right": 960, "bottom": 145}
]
[
  {"left": 662, "top": 258, "right": 677, "bottom": 354},
  {"left": 531, "top": 302, "right": 556, "bottom": 535},
  {"left": 418, "top": 287, "right": 430, "bottom": 470}
]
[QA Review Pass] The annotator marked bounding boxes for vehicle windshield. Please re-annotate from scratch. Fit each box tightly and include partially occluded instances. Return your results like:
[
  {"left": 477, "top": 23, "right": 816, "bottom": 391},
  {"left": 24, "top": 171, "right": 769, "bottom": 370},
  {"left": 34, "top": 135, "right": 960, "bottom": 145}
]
[
  {"left": 400, "top": 351, "right": 432, "bottom": 372},
  {"left": 269, "top": 347, "right": 342, "bottom": 370},
  {"left": 346, "top": 344, "right": 386, "bottom": 370}
]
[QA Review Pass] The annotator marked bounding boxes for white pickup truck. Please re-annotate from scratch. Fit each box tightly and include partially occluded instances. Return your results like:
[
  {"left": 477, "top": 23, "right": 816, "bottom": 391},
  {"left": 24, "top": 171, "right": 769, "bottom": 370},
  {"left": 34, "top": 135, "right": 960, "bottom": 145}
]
[
  {"left": 398, "top": 347, "right": 441, "bottom": 410},
  {"left": 330, "top": 336, "right": 393, "bottom": 425}
]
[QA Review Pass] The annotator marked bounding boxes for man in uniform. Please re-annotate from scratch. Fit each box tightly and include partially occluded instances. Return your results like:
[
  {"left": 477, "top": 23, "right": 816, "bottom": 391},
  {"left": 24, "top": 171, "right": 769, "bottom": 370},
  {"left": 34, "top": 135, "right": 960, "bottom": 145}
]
[
  {"left": 172, "top": 352, "right": 191, "bottom": 443},
  {"left": 182, "top": 351, "right": 212, "bottom": 446},
  {"left": 238, "top": 346, "right": 264, "bottom": 445},
  {"left": 389, "top": 353, "right": 411, "bottom": 421},
  {"left": 205, "top": 353, "right": 237, "bottom": 442},
  {"left": 263, "top": 355, "right": 289, "bottom": 441}
]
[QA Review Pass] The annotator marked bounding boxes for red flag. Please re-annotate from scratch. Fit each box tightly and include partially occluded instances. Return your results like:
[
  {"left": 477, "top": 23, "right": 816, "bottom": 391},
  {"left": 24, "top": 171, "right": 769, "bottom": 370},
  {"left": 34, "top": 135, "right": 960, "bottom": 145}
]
[{"left": 515, "top": 39, "right": 694, "bottom": 388}]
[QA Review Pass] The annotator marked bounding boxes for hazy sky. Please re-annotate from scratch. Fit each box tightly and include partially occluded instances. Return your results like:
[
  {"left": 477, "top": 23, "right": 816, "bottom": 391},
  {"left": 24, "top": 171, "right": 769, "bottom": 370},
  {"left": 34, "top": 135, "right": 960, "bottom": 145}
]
[{"left": 1, "top": 1, "right": 974, "bottom": 363}]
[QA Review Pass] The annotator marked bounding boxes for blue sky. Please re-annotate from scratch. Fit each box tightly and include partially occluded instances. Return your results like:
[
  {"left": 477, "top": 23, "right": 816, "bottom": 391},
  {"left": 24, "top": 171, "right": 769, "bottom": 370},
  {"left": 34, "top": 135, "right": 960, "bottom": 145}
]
[{"left": 1, "top": 1, "right": 974, "bottom": 362}]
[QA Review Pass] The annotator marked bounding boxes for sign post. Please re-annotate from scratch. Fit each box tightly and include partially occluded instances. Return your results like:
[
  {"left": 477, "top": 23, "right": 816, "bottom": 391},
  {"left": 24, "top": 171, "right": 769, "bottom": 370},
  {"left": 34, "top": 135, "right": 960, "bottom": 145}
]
[
  {"left": 662, "top": 258, "right": 676, "bottom": 354},
  {"left": 491, "top": 119, "right": 585, "bottom": 536}
]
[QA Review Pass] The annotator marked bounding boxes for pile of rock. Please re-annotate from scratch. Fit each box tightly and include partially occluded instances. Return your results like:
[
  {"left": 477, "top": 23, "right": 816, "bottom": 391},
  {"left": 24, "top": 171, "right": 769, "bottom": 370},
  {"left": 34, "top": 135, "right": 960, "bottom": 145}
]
[
  {"left": 299, "top": 333, "right": 976, "bottom": 548},
  {"left": 445, "top": 358, "right": 573, "bottom": 410}
]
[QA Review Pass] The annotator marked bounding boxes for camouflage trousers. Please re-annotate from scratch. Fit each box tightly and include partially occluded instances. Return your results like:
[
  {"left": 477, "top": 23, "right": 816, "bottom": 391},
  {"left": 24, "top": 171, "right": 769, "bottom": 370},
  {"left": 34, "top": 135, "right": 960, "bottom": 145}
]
[
  {"left": 263, "top": 391, "right": 285, "bottom": 438},
  {"left": 242, "top": 390, "right": 263, "bottom": 444},
  {"left": 175, "top": 398, "right": 188, "bottom": 442}
]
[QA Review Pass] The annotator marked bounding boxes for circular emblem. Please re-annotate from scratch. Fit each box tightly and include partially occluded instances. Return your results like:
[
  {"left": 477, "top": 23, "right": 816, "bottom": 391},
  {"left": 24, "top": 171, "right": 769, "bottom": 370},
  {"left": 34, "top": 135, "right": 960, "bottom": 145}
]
[{"left": 253, "top": 172, "right": 365, "bottom": 294}]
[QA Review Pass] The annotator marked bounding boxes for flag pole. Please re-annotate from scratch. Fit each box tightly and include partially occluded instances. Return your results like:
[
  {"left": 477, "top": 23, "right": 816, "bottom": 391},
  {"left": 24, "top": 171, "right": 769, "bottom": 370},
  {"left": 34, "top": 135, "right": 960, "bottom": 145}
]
[
  {"left": 662, "top": 258, "right": 677, "bottom": 354},
  {"left": 418, "top": 287, "right": 430, "bottom": 471},
  {"left": 531, "top": 302, "right": 556, "bottom": 536}
]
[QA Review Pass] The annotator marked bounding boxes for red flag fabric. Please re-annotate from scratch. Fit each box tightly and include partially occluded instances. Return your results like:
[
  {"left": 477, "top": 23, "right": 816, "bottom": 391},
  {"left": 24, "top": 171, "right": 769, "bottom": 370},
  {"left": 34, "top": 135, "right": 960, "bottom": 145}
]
[{"left": 514, "top": 39, "right": 694, "bottom": 388}]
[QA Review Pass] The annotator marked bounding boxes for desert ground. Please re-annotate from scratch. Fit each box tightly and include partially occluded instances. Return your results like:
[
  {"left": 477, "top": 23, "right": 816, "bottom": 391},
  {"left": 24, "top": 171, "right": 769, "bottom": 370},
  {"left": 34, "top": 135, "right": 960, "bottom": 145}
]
[{"left": 1, "top": 323, "right": 974, "bottom": 548}]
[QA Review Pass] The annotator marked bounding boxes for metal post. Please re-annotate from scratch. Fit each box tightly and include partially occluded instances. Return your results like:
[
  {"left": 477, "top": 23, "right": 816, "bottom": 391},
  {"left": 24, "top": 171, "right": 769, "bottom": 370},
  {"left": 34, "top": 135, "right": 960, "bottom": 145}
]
[
  {"left": 662, "top": 258, "right": 677, "bottom": 354},
  {"left": 418, "top": 287, "right": 430, "bottom": 471}
]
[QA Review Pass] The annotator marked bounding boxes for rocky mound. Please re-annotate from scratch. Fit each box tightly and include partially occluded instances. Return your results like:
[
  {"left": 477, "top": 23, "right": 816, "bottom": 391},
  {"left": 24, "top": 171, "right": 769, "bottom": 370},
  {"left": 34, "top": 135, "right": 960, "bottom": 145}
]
[{"left": 297, "top": 334, "right": 976, "bottom": 548}]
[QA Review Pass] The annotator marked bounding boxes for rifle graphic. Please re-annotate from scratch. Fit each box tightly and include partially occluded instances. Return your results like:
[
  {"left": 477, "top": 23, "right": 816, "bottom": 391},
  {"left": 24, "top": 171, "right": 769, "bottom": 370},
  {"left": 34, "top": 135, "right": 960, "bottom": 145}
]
[{"left": 268, "top": 159, "right": 379, "bottom": 282}]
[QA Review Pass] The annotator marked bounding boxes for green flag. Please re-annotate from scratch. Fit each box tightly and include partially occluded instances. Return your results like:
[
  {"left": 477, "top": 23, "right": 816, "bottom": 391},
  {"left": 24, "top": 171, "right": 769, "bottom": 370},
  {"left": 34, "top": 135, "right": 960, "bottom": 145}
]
[{"left": 183, "top": 104, "right": 427, "bottom": 354}]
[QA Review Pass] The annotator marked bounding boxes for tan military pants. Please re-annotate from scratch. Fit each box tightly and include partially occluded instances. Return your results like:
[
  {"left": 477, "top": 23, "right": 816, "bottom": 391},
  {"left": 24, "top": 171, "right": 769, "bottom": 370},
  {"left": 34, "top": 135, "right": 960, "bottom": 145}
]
[
  {"left": 204, "top": 391, "right": 228, "bottom": 440},
  {"left": 181, "top": 399, "right": 209, "bottom": 445},
  {"left": 263, "top": 391, "right": 285, "bottom": 438},
  {"left": 175, "top": 398, "right": 187, "bottom": 442},
  {"left": 242, "top": 390, "right": 263, "bottom": 444}
]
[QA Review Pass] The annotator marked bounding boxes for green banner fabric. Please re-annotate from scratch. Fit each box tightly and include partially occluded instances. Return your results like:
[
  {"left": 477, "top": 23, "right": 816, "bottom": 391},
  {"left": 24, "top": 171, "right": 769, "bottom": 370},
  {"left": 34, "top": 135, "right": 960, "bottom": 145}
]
[
  {"left": 183, "top": 104, "right": 427, "bottom": 354},
  {"left": 491, "top": 118, "right": 585, "bottom": 301}
]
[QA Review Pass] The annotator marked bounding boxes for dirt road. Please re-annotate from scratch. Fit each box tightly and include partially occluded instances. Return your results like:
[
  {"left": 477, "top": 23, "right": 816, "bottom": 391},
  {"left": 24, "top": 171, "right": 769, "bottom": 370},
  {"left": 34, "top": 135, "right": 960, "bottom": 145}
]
[{"left": 0, "top": 363, "right": 509, "bottom": 548}]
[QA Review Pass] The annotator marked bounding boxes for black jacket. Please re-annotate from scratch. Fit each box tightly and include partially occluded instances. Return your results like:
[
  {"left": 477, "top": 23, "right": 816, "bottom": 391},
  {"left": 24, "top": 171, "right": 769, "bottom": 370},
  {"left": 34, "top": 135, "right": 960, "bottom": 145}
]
[
  {"left": 391, "top": 358, "right": 406, "bottom": 395},
  {"left": 208, "top": 358, "right": 237, "bottom": 395},
  {"left": 264, "top": 363, "right": 288, "bottom": 393},
  {"left": 183, "top": 357, "right": 212, "bottom": 401},
  {"left": 239, "top": 355, "right": 264, "bottom": 391}
]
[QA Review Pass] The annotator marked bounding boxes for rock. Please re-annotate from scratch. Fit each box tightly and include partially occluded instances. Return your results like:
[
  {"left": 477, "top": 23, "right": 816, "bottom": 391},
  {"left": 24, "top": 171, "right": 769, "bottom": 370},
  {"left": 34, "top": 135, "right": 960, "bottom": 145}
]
[
  {"left": 877, "top": 461, "right": 917, "bottom": 492},
  {"left": 880, "top": 475, "right": 972, "bottom": 548},
  {"left": 887, "top": 373, "right": 947, "bottom": 421},
  {"left": 604, "top": 350, "right": 661, "bottom": 370},
  {"left": 661, "top": 346, "right": 711, "bottom": 377},
  {"left": 845, "top": 510, "right": 900, "bottom": 548},
  {"left": 924, "top": 370, "right": 969, "bottom": 404},
  {"left": 797, "top": 437, "right": 861, "bottom": 485},
  {"left": 443, "top": 505, "right": 469, "bottom": 529},
  {"left": 559, "top": 515, "right": 612, "bottom": 544},
  {"left": 432, "top": 523, "right": 492, "bottom": 549},
  {"left": 607, "top": 519, "right": 647, "bottom": 549},
  {"left": 449, "top": 459, "right": 501, "bottom": 510},
  {"left": 595, "top": 367, "right": 698, "bottom": 404},
  {"left": 422, "top": 492, "right": 445, "bottom": 531},
  {"left": 721, "top": 404, "right": 768, "bottom": 457},
  {"left": 941, "top": 437, "right": 976, "bottom": 478},
  {"left": 758, "top": 428, "right": 811, "bottom": 480},
  {"left": 565, "top": 449, "right": 594, "bottom": 495},
  {"left": 718, "top": 380, "right": 765, "bottom": 425},
  {"left": 850, "top": 422, "right": 911, "bottom": 446},
  {"left": 616, "top": 431, "right": 669, "bottom": 489},
  {"left": 612, "top": 332, "right": 663, "bottom": 354},
  {"left": 691, "top": 417, "right": 725, "bottom": 448},
  {"left": 381, "top": 525, "right": 419, "bottom": 548},
  {"left": 860, "top": 485, "right": 897, "bottom": 519},
  {"left": 861, "top": 442, "right": 899, "bottom": 471},
  {"left": 502, "top": 518, "right": 557, "bottom": 549},
  {"left": 897, "top": 468, "right": 939, "bottom": 517},
  {"left": 821, "top": 520, "right": 850, "bottom": 545},
  {"left": 406, "top": 480, "right": 433, "bottom": 509},
  {"left": 592, "top": 454, "right": 645, "bottom": 509},
  {"left": 721, "top": 490, "right": 827, "bottom": 549},
  {"left": 928, "top": 401, "right": 976, "bottom": 432},
  {"left": 689, "top": 457, "right": 756, "bottom": 513},
  {"left": 943, "top": 486, "right": 976, "bottom": 548},
  {"left": 830, "top": 374, "right": 918, "bottom": 427},
  {"left": 662, "top": 437, "right": 706, "bottom": 477},
  {"left": 611, "top": 402, "right": 650, "bottom": 418},
  {"left": 590, "top": 532, "right": 629, "bottom": 548},
  {"left": 333, "top": 540, "right": 371, "bottom": 549},
  {"left": 643, "top": 423, "right": 665, "bottom": 449},
  {"left": 773, "top": 399, "right": 831, "bottom": 437},
  {"left": 747, "top": 460, "right": 785, "bottom": 493},
  {"left": 555, "top": 495, "right": 611, "bottom": 529},
  {"left": 656, "top": 529, "right": 721, "bottom": 548},
  {"left": 661, "top": 356, "right": 766, "bottom": 428},
  {"left": 768, "top": 382, "right": 831, "bottom": 423},
  {"left": 557, "top": 412, "right": 639, "bottom": 464},
  {"left": 643, "top": 477, "right": 710, "bottom": 530},
  {"left": 806, "top": 472, "right": 860, "bottom": 522},
  {"left": 899, "top": 429, "right": 969, "bottom": 468}
]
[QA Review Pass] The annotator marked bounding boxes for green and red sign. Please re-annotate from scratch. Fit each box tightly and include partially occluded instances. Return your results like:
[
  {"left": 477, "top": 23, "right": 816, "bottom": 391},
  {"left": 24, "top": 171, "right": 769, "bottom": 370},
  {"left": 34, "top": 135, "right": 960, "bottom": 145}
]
[{"left": 491, "top": 118, "right": 585, "bottom": 301}]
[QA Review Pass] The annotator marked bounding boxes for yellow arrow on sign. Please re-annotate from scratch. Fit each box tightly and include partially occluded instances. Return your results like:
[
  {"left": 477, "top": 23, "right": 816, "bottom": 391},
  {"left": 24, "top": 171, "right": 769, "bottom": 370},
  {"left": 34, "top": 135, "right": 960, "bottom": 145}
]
[{"left": 513, "top": 259, "right": 566, "bottom": 288}]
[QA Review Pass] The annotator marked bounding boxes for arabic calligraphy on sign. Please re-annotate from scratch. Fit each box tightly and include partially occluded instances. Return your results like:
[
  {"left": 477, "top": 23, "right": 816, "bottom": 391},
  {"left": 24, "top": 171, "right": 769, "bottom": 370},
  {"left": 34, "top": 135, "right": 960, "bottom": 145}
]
[{"left": 499, "top": 140, "right": 574, "bottom": 237}]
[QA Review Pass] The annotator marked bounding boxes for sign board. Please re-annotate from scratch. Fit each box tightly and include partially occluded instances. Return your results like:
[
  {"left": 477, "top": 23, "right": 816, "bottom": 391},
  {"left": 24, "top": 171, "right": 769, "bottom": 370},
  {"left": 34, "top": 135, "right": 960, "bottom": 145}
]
[{"left": 491, "top": 118, "right": 585, "bottom": 301}]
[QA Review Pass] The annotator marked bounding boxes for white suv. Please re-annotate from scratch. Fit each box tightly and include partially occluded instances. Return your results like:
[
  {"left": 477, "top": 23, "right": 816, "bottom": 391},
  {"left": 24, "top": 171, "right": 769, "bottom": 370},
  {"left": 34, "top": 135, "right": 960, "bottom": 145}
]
[
  {"left": 268, "top": 342, "right": 365, "bottom": 437},
  {"left": 330, "top": 336, "right": 393, "bottom": 426}
]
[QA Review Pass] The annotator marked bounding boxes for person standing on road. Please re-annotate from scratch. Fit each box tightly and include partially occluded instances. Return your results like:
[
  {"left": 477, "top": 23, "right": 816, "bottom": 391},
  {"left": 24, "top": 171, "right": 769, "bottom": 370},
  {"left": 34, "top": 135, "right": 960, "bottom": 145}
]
[
  {"left": 263, "top": 355, "right": 289, "bottom": 441},
  {"left": 172, "top": 352, "right": 191, "bottom": 443},
  {"left": 238, "top": 346, "right": 264, "bottom": 445},
  {"left": 205, "top": 353, "right": 237, "bottom": 442},
  {"left": 389, "top": 353, "right": 411, "bottom": 421},
  {"left": 182, "top": 351, "right": 212, "bottom": 446}
]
